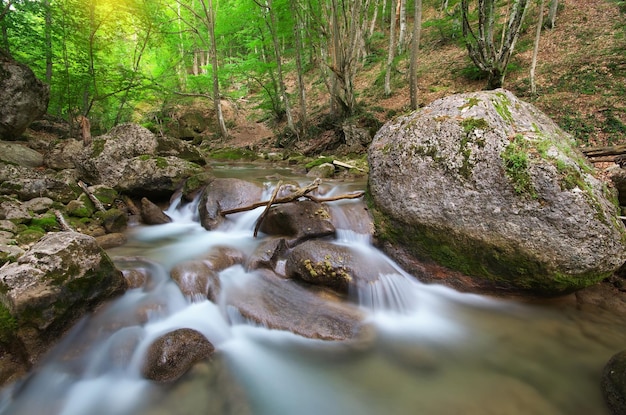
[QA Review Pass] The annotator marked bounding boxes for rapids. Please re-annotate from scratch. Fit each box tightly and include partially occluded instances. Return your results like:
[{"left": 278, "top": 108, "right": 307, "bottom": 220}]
[{"left": 0, "top": 164, "right": 624, "bottom": 415}]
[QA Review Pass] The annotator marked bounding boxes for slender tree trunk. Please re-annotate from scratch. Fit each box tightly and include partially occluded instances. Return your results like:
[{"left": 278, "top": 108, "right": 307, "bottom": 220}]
[
  {"left": 384, "top": 0, "right": 397, "bottom": 96},
  {"left": 200, "top": 0, "right": 228, "bottom": 137},
  {"left": 530, "top": 0, "right": 545, "bottom": 95},
  {"left": 291, "top": 0, "right": 307, "bottom": 132},
  {"left": 409, "top": 0, "right": 422, "bottom": 110},
  {"left": 397, "top": 0, "right": 407, "bottom": 54},
  {"left": 44, "top": 0, "right": 52, "bottom": 84},
  {"left": 368, "top": 0, "right": 380, "bottom": 36},
  {"left": 177, "top": 2, "right": 187, "bottom": 89},
  {"left": 547, "top": 0, "right": 558, "bottom": 29},
  {"left": 267, "top": 0, "right": 295, "bottom": 133}
]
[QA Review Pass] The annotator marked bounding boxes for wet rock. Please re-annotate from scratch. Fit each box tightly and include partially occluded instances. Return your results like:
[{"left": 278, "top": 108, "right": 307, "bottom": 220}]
[
  {"left": 0, "top": 232, "right": 126, "bottom": 372},
  {"left": 368, "top": 89, "right": 626, "bottom": 295},
  {"left": 198, "top": 246, "right": 245, "bottom": 272},
  {"left": 95, "top": 232, "right": 127, "bottom": 249},
  {"left": 0, "top": 141, "right": 43, "bottom": 167},
  {"left": 258, "top": 200, "right": 335, "bottom": 246},
  {"left": 198, "top": 178, "right": 263, "bottom": 230},
  {"left": 285, "top": 239, "right": 397, "bottom": 296},
  {"left": 170, "top": 260, "right": 220, "bottom": 301},
  {"left": 224, "top": 268, "right": 367, "bottom": 341},
  {"left": 140, "top": 197, "right": 172, "bottom": 225},
  {"left": 0, "top": 244, "right": 23, "bottom": 266},
  {"left": 156, "top": 135, "right": 207, "bottom": 166},
  {"left": 306, "top": 163, "right": 335, "bottom": 178},
  {"left": 246, "top": 238, "right": 289, "bottom": 272},
  {"left": 97, "top": 208, "right": 128, "bottom": 233},
  {"left": 602, "top": 349, "right": 626, "bottom": 415},
  {"left": 142, "top": 328, "right": 214, "bottom": 383},
  {"left": 121, "top": 268, "right": 149, "bottom": 289},
  {"left": 0, "top": 52, "right": 49, "bottom": 140}
]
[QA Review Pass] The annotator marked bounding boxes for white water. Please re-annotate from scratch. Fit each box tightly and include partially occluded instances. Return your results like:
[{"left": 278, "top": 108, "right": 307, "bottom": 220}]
[{"left": 1, "top": 172, "right": 624, "bottom": 415}]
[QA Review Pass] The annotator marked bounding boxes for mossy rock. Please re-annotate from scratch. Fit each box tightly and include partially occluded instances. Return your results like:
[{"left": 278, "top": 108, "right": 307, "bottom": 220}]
[
  {"left": 15, "top": 229, "right": 45, "bottom": 246},
  {"left": 95, "top": 208, "right": 127, "bottom": 233}
]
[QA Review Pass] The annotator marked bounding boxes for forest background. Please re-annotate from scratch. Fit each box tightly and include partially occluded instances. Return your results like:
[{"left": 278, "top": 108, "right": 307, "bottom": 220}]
[{"left": 1, "top": 0, "right": 625, "bottom": 153}]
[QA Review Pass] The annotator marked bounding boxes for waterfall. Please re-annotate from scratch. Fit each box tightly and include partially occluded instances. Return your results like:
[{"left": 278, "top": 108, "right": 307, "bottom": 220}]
[{"left": 0, "top": 175, "right": 620, "bottom": 415}]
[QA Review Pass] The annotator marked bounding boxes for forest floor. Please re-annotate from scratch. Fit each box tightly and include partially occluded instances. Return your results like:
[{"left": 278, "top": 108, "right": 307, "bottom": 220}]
[{"left": 211, "top": 0, "right": 625, "bottom": 158}]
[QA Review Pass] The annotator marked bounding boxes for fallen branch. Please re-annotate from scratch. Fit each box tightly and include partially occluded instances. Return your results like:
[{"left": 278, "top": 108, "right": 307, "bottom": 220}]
[
  {"left": 220, "top": 179, "right": 322, "bottom": 216},
  {"left": 221, "top": 179, "right": 366, "bottom": 217},
  {"left": 332, "top": 160, "right": 364, "bottom": 172},
  {"left": 54, "top": 210, "right": 74, "bottom": 232},
  {"left": 304, "top": 190, "right": 365, "bottom": 203},
  {"left": 78, "top": 181, "right": 106, "bottom": 212},
  {"left": 253, "top": 180, "right": 282, "bottom": 238}
]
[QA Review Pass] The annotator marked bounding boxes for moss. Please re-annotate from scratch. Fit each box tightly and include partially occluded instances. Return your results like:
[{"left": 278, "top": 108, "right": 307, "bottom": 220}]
[
  {"left": 29, "top": 214, "right": 59, "bottom": 232},
  {"left": 305, "top": 157, "right": 335, "bottom": 170},
  {"left": 16, "top": 229, "right": 45, "bottom": 245},
  {"left": 0, "top": 302, "right": 17, "bottom": 344},
  {"left": 461, "top": 117, "right": 489, "bottom": 134},
  {"left": 138, "top": 155, "right": 151, "bottom": 161},
  {"left": 492, "top": 92, "right": 514, "bottom": 124},
  {"left": 501, "top": 134, "right": 537, "bottom": 198},
  {"left": 208, "top": 148, "right": 258, "bottom": 161},
  {"left": 369, "top": 203, "right": 607, "bottom": 295},
  {"left": 155, "top": 157, "right": 168, "bottom": 168},
  {"left": 91, "top": 139, "right": 106, "bottom": 158},
  {"left": 93, "top": 187, "right": 118, "bottom": 206},
  {"left": 458, "top": 97, "right": 482, "bottom": 111}
]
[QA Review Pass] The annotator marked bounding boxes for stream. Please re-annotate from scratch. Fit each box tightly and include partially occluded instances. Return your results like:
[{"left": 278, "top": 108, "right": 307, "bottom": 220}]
[{"left": 1, "top": 163, "right": 625, "bottom": 415}]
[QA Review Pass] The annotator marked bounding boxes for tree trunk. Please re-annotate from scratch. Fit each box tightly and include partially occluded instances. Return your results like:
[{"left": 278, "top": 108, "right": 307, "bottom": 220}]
[
  {"left": 267, "top": 0, "right": 295, "bottom": 133},
  {"left": 547, "top": 0, "right": 558, "bottom": 29},
  {"left": 409, "top": 0, "right": 422, "bottom": 110},
  {"left": 44, "top": 0, "right": 52, "bottom": 84},
  {"left": 291, "top": 0, "right": 307, "bottom": 132},
  {"left": 462, "top": 0, "right": 529, "bottom": 90},
  {"left": 200, "top": 0, "right": 228, "bottom": 137},
  {"left": 397, "top": 0, "right": 407, "bottom": 54},
  {"left": 384, "top": 0, "right": 397, "bottom": 96},
  {"left": 177, "top": 2, "right": 187, "bottom": 89},
  {"left": 530, "top": 0, "right": 545, "bottom": 95}
]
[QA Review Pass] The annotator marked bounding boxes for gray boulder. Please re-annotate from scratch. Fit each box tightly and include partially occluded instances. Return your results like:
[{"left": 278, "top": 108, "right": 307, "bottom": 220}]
[
  {"left": 368, "top": 89, "right": 626, "bottom": 295},
  {"left": 0, "top": 231, "right": 126, "bottom": 382},
  {"left": 0, "top": 141, "right": 43, "bottom": 167},
  {"left": 0, "top": 162, "right": 80, "bottom": 203},
  {"left": 198, "top": 178, "right": 263, "bottom": 230},
  {"left": 258, "top": 200, "right": 336, "bottom": 246},
  {"left": 0, "top": 53, "right": 49, "bottom": 140}
]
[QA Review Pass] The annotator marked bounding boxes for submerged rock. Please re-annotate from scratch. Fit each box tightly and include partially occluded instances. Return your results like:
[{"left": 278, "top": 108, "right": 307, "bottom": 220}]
[
  {"left": 602, "top": 349, "right": 626, "bottom": 415},
  {"left": 142, "top": 328, "right": 215, "bottom": 383},
  {"left": 223, "top": 268, "right": 370, "bottom": 341},
  {"left": 368, "top": 89, "right": 626, "bottom": 295}
]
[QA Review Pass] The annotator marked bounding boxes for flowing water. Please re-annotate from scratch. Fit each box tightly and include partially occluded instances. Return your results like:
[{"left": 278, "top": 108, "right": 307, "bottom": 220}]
[{"left": 1, "top": 163, "right": 625, "bottom": 415}]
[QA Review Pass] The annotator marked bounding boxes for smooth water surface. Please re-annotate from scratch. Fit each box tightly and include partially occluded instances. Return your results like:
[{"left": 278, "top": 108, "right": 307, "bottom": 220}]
[{"left": 1, "top": 164, "right": 624, "bottom": 415}]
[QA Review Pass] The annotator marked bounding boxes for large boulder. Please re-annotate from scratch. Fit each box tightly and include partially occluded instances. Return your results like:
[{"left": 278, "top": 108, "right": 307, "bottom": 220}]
[
  {"left": 0, "top": 162, "right": 80, "bottom": 203},
  {"left": 0, "top": 141, "right": 43, "bottom": 167},
  {"left": 368, "top": 89, "right": 626, "bottom": 295},
  {"left": 0, "top": 53, "right": 49, "bottom": 140},
  {"left": 258, "top": 200, "right": 336, "bottom": 246},
  {"left": 0, "top": 231, "right": 126, "bottom": 383},
  {"left": 74, "top": 123, "right": 203, "bottom": 197},
  {"left": 198, "top": 178, "right": 263, "bottom": 230}
]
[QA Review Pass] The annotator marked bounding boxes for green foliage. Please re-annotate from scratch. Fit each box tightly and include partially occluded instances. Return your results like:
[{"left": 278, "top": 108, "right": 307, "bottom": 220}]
[{"left": 207, "top": 148, "right": 259, "bottom": 161}]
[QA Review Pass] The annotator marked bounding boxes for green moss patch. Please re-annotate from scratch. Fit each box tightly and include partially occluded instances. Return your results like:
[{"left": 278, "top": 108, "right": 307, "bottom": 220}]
[
  {"left": 501, "top": 134, "right": 537, "bottom": 198},
  {"left": 207, "top": 148, "right": 258, "bottom": 161}
]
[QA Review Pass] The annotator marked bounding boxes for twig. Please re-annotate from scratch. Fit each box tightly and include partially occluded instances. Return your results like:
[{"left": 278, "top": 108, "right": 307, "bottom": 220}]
[
  {"left": 304, "top": 191, "right": 365, "bottom": 203},
  {"left": 253, "top": 181, "right": 282, "bottom": 238},
  {"left": 78, "top": 181, "right": 106, "bottom": 212},
  {"left": 54, "top": 210, "right": 74, "bottom": 232},
  {"left": 220, "top": 179, "right": 322, "bottom": 216}
]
